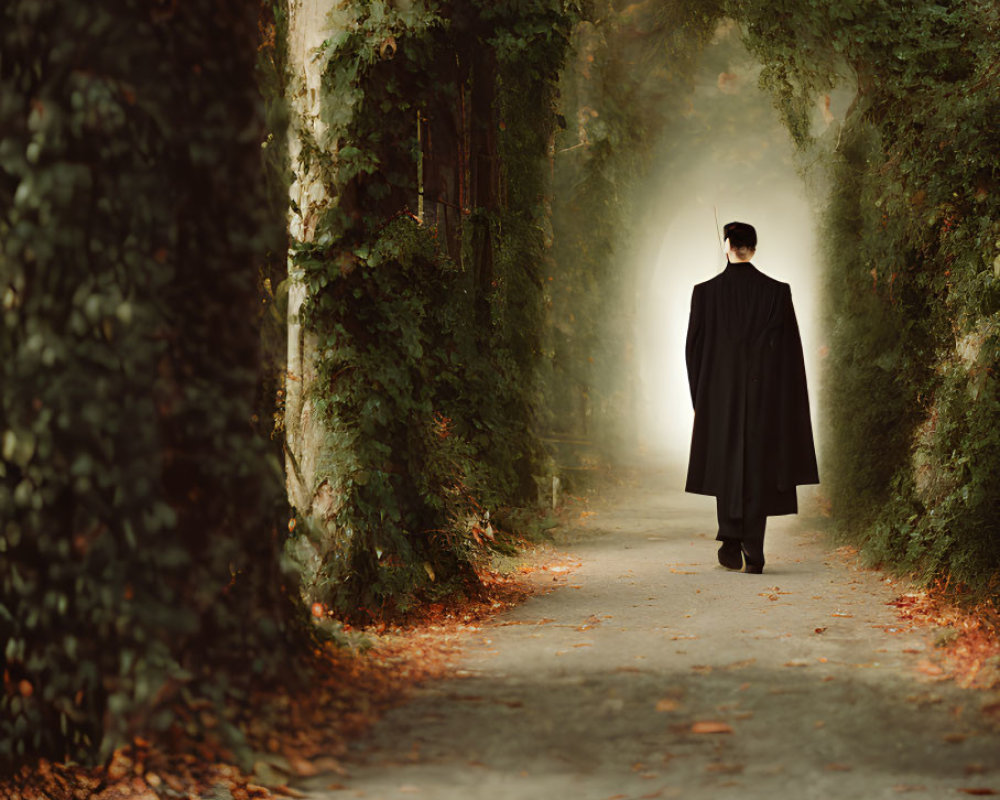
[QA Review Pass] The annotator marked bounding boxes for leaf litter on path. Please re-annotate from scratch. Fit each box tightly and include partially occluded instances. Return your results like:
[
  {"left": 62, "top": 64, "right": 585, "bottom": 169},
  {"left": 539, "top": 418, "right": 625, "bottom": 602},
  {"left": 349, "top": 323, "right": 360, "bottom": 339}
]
[{"left": 690, "top": 721, "right": 733, "bottom": 734}]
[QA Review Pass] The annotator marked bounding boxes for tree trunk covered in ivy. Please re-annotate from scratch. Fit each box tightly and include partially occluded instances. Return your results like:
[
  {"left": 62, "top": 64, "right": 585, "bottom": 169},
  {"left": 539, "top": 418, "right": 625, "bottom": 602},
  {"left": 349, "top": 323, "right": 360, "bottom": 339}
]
[
  {"left": 281, "top": 1, "right": 579, "bottom": 617},
  {"left": 0, "top": 0, "right": 295, "bottom": 766},
  {"left": 283, "top": 0, "right": 344, "bottom": 546}
]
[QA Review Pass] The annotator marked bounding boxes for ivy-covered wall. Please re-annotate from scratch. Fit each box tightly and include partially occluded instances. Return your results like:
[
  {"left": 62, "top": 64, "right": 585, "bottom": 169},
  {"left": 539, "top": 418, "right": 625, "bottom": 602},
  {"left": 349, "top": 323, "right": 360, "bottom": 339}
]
[
  {"left": 733, "top": 0, "right": 1000, "bottom": 588},
  {"left": 282, "top": 0, "right": 581, "bottom": 617},
  {"left": 0, "top": 0, "right": 296, "bottom": 766}
]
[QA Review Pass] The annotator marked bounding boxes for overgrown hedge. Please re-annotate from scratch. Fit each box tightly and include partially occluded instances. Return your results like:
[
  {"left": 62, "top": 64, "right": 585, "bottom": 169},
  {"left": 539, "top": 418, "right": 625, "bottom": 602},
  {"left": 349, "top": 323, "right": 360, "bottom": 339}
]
[
  {"left": 734, "top": 0, "right": 1000, "bottom": 587},
  {"left": 0, "top": 0, "right": 295, "bottom": 767},
  {"left": 287, "top": 0, "right": 580, "bottom": 616}
]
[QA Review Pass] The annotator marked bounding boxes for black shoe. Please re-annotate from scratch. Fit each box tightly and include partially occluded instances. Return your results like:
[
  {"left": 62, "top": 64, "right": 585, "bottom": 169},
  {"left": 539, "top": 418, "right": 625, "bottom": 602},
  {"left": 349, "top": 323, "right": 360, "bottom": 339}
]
[
  {"left": 718, "top": 540, "right": 743, "bottom": 570},
  {"left": 741, "top": 543, "right": 764, "bottom": 574}
]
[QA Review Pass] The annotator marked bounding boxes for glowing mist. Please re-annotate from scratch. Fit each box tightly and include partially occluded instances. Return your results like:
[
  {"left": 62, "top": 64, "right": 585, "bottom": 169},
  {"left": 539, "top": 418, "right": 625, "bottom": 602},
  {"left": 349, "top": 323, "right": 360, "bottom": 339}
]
[{"left": 632, "top": 25, "right": 825, "bottom": 467}]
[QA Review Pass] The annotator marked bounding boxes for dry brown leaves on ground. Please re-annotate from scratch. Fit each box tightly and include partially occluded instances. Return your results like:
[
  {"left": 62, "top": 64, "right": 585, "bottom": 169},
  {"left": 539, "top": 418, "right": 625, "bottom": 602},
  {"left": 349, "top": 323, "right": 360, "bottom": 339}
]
[
  {"left": 1, "top": 551, "right": 572, "bottom": 800},
  {"left": 889, "top": 582, "right": 1000, "bottom": 690}
]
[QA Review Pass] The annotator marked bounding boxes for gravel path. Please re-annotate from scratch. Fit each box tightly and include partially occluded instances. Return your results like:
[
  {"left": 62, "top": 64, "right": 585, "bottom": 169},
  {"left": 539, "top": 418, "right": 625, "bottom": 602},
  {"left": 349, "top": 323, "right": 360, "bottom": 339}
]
[{"left": 301, "top": 467, "right": 1000, "bottom": 800}]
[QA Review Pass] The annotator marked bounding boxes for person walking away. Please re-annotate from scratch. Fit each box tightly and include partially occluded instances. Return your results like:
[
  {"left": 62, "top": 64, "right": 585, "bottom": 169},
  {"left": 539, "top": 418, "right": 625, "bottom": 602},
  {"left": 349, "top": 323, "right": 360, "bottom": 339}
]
[{"left": 684, "top": 222, "right": 819, "bottom": 574}]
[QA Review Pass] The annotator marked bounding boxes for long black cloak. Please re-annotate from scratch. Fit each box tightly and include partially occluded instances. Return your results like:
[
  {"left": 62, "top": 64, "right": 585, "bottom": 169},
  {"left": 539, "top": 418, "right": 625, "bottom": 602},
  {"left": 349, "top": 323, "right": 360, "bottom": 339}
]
[{"left": 685, "top": 261, "right": 819, "bottom": 518}]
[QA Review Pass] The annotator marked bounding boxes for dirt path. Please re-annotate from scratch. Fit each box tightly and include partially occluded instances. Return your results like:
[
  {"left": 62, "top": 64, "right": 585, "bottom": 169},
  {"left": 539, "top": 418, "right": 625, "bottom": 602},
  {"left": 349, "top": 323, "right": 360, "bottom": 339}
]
[{"left": 300, "top": 467, "right": 1000, "bottom": 799}]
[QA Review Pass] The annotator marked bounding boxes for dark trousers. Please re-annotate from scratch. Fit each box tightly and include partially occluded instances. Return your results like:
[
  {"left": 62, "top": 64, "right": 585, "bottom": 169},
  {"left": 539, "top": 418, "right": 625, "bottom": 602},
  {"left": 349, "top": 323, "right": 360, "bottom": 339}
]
[{"left": 715, "top": 497, "right": 767, "bottom": 567}]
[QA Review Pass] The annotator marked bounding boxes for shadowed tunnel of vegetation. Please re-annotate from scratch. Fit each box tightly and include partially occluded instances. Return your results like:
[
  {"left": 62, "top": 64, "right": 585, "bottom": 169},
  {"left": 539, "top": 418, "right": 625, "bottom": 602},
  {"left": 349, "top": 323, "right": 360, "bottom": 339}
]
[{"left": 1, "top": 0, "right": 999, "bottom": 782}]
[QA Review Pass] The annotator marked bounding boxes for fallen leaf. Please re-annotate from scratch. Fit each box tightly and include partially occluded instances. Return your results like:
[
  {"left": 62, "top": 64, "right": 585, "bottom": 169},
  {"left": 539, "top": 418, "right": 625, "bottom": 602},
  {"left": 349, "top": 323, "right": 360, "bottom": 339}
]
[
  {"left": 655, "top": 699, "right": 679, "bottom": 712},
  {"left": 784, "top": 659, "right": 809, "bottom": 668},
  {"left": 917, "top": 659, "right": 945, "bottom": 676},
  {"left": 690, "top": 721, "right": 733, "bottom": 734},
  {"left": 814, "top": 627, "right": 828, "bottom": 634},
  {"left": 287, "top": 756, "right": 319, "bottom": 777},
  {"left": 274, "top": 787, "right": 309, "bottom": 799},
  {"left": 943, "top": 733, "right": 969, "bottom": 744},
  {"left": 957, "top": 790, "right": 999, "bottom": 796},
  {"left": 832, "top": 612, "right": 853, "bottom": 618}
]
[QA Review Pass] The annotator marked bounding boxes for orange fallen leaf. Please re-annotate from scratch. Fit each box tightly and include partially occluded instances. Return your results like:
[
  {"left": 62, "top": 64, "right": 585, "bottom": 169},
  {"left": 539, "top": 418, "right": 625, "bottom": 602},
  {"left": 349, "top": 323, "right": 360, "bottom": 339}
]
[
  {"left": 276, "top": 787, "right": 310, "bottom": 799},
  {"left": 917, "top": 659, "right": 944, "bottom": 676},
  {"left": 691, "top": 721, "right": 733, "bottom": 734},
  {"left": 655, "top": 699, "right": 679, "bottom": 712}
]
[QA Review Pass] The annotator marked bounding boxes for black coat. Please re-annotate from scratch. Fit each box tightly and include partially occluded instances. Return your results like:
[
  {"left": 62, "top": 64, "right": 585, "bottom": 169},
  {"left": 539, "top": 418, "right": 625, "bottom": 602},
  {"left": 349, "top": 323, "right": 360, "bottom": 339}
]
[{"left": 685, "top": 261, "right": 819, "bottom": 517}]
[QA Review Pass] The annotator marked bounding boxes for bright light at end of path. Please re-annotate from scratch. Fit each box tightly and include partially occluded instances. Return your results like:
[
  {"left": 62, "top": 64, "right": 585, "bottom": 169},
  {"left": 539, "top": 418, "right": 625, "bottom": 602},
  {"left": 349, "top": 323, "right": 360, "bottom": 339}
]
[{"left": 635, "top": 186, "right": 822, "bottom": 464}]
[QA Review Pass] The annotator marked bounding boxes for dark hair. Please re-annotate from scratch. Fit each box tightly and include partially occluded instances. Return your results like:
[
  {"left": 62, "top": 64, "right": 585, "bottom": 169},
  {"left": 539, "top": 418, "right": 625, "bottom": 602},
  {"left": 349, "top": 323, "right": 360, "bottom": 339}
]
[{"left": 723, "top": 221, "right": 757, "bottom": 250}]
